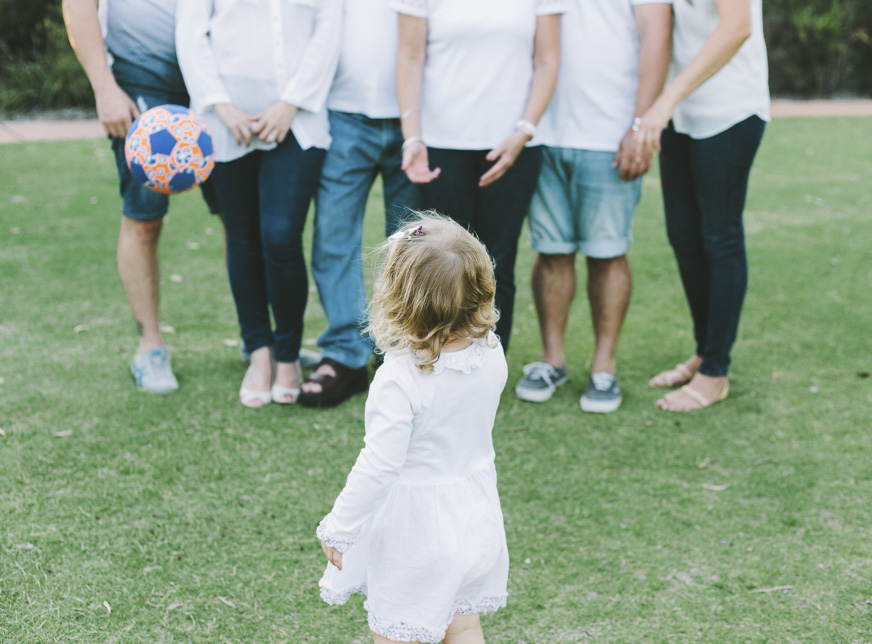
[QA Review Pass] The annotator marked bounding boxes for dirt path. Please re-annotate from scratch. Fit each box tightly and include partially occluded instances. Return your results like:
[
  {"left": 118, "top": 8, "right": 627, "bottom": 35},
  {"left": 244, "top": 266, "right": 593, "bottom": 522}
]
[{"left": 1, "top": 99, "right": 871, "bottom": 145}]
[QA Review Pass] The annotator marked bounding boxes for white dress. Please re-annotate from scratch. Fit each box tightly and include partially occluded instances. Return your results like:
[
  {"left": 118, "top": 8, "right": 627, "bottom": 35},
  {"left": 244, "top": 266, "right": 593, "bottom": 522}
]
[{"left": 317, "top": 333, "right": 509, "bottom": 643}]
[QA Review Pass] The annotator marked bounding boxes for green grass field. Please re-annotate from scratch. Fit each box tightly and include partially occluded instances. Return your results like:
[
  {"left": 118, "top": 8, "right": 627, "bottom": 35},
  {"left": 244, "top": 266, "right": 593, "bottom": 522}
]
[{"left": 1, "top": 117, "right": 871, "bottom": 643}]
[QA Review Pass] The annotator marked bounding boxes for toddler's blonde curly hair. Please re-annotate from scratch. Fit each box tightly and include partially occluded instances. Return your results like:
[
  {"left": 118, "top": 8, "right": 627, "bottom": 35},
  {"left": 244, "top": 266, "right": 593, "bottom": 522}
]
[{"left": 366, "top": 213, "right": 500, "bottom": 374}]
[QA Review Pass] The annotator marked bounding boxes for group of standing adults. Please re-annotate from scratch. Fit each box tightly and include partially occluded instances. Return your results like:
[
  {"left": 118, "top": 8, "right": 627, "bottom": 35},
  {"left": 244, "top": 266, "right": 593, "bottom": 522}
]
[{"left": 64, "top": 0, "right": 769, "bottom": 414}]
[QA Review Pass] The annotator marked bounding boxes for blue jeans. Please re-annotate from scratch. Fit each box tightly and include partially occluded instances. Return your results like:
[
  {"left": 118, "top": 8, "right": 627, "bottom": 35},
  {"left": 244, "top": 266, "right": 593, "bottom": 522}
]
[
  {"left": 210, "top": 135, "right": 326, "bottom": 363},
  {"left": 422, "top": 146, "right": 544, "bottom": 350},
  {"left": 660, "top": 116, "right": 766, "bottom": 377},
  {"left": 528, "top": 147, "right": 642, "bottom": 258},
  {"left": 312, "top": 111, "right": 422, "bottom": 369}
]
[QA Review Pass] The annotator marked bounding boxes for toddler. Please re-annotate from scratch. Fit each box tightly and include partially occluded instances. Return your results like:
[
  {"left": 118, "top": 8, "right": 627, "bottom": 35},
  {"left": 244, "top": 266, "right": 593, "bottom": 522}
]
[{"left": 317, "top": 215, "right": 509, "bottom": 643}]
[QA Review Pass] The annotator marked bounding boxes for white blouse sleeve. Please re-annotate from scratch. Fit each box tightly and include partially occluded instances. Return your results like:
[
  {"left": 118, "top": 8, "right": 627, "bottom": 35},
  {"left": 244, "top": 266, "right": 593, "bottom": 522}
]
[
  {"left": 535, "top": 0, "right": 568, "bottom": 16},
  {"left": 280, "top": 0, "right": 342, "bottom": 113},
  {"left": 390, "top": 0, "right": 428, "bottom": 18},
  {"left": 317, "top": 363, "right": 418, "bottom": 553},
  {"left": 175, "top": 0, "right": 232, "bottom": 113}
]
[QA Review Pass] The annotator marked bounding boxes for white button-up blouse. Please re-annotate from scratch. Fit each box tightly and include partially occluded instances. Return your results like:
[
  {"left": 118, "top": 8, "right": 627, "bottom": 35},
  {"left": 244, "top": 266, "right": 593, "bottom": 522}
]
[{"left": 176, "top": 0, "right": 342, "bottom": 162}]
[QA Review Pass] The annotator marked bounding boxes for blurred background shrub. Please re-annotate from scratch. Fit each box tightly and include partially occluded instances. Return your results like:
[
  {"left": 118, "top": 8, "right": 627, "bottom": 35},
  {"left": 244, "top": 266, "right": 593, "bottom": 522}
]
[{"left": 0, "top": 0, "right": 870, "bottom": 116}]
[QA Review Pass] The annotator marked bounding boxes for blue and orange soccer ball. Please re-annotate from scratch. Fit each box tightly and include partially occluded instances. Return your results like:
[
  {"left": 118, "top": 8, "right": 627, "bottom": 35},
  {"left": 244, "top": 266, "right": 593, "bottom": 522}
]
[{"left": 124, "top": 104, "right": 215, "bottom": 194}]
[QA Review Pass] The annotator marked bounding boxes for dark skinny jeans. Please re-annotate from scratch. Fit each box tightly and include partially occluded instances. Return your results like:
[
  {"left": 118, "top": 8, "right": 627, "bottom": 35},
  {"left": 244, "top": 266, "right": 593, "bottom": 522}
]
[
  {"left": 422, "top": 146, "right": 543, "bottom": 350},
  {"left": 211, "top": 135, "right": 326, "bottom": 363},
  {"left": 659, "top": 115, "right": 766, "bottom": 377}
]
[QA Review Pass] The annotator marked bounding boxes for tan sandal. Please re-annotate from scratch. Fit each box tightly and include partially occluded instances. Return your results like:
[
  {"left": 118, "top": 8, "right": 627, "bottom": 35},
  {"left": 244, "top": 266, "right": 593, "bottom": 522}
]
[
  {"left": 649, "top": 362, "right": 695, "bottom": 388},
  {"left": 659, "top": 381, "right": 729, "bottom": 411}
]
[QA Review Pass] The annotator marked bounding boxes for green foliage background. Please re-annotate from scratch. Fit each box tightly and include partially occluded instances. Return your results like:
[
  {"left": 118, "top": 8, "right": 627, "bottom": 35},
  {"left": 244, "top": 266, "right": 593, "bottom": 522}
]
[{"left": 0, "top": 0, "right": 870, "bottom": 114}]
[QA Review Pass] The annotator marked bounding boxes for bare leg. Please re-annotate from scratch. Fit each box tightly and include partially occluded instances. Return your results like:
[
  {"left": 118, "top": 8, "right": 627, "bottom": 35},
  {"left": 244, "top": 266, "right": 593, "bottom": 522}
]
[
  {"left": 273, "top": 360, "right": 301, "bottom": 402},
  {"left": 244, "top": 346, "right": 273, "bottom": 403},
  {"left": 117, "top": 216, "right": 165, "bottom": 352},
  {"left": 532, "top": 253, "right": 576, "bottom": 369},
  {"left": 586, "top": 255, "right": 632, "bottom": 375},
  {"left": 444, "top": 612, "right": 485, "bottom": 644}
]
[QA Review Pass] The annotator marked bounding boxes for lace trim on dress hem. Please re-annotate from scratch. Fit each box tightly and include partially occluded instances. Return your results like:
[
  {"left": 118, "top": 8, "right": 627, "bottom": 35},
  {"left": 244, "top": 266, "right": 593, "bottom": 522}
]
[
  {"left": 316, "top": 516, "right": 362, "bottom": 554},
  {"left": 365, "top": 594, "right": 508, "bottom": 643},
  {"left": 320, "top": 584, "right": 367, "bottom": 606}
]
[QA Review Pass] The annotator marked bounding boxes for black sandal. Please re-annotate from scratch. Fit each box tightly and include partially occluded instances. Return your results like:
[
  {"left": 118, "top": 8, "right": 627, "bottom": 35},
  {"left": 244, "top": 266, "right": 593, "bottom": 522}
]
[{"left": 298, "top": 358, "right": 369, "bottom": 408}]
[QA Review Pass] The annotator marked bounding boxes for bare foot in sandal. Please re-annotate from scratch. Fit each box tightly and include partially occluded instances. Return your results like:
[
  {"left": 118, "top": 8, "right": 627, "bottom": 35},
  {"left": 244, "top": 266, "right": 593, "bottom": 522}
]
[
  {"left": 655, "top": 373, "right": 729, "bottom": 411},
  {"left": 649, "top": 355, "right": 702, "bottom": 388}
]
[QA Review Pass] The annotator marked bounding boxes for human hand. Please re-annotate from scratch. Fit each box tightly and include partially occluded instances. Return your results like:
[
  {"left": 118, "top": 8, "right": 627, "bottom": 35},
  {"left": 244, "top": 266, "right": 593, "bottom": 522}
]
[
  {"left": 214, "top": 103, "right": 254, "bottom": 147},
  {"left": 251, "top": 101, "right": 298, "bottom": 145},
  {"left": 401, "top": 140, "right": 441, "bottom": 184},
  {"left": 613, "top": 127, "right": 652, "bottom": 182},
  {"left": 321, "top": 541, "right": 343, "bottom": 571},
  {"left": 634, "top": 97, "right": 675, "bottom": 161},
  {"left": 95, "top": 82, "right": 140, "bottom": 138},
  {"left": 479, "top": 130, "right": 529, "bottom": 187}
]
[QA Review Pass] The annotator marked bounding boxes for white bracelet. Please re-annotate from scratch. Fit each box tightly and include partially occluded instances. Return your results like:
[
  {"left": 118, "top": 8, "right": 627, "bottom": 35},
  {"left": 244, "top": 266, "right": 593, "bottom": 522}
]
[
  {"left": 402, "top": 136, "right": 424, "bottom": 153},
  {"left": 515, "top": 119, "right": 537, "bottom": 139},
  {"left": 400, "top": 106, "right": 421, "bottom": 121},
  {"left": 631, "top": 117, "right": 642, "bottom": 132}
]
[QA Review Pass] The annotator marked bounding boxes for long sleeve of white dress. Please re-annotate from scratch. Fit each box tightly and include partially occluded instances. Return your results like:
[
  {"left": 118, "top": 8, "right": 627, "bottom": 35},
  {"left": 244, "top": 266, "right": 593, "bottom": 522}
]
[{"left": 317, "top": 365, "right": 418, "bottom": 552}]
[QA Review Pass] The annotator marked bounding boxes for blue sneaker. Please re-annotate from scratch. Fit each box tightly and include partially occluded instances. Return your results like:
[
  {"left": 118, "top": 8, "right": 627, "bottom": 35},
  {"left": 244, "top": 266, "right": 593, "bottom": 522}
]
[{"left": 131, "top": 347, "right": 179, "bottom": 394}]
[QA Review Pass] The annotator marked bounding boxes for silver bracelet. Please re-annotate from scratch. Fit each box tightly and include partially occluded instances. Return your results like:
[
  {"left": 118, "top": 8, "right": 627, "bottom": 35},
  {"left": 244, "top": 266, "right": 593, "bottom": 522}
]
[
  {"left": 631, "top": 117, "right": 642, "bottom": 132},
  {"left": 400, "top": 106, "right": 421, "bottom": 121},
  {"left": 402, "top": 136, "right": 424, "bottom": 153},
  {"left": 515, "top": 119, "right": 537, "bottom": 139}
]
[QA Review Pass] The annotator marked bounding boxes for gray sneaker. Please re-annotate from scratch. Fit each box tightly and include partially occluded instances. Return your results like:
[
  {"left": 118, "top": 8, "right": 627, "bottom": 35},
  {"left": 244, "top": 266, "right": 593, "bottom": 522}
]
[
  {"left": 580, "top": 372, "right": 622, "bottom": 413},
  {"left": 515, "top": 361, "right": 568, "bottom": 402},
  {"left": 131, "top": 347, "right": 179, "bottom": 394}
]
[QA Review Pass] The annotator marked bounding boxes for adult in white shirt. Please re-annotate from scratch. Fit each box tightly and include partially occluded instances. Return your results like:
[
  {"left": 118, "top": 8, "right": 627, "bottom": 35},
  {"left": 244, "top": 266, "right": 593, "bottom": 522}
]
[
  {"left": 394, "top": 0, "right": 565, "bottom": 350},
  {"left": 299, "top": 0, "right": 422, "bottom": 409},
  {"left": 177, "top": 0, "right": 341, "bottom": 407},
  {"left": 633, "top": 0, "right": 770, "bottom": 411},
  {"left": 514, "top": 0, "right": 673, "bottom": 414}
]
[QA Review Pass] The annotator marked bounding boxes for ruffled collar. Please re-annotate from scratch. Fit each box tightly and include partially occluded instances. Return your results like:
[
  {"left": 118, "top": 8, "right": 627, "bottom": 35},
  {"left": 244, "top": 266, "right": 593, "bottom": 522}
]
[{"left": 384, "top": 332, "right": 495, "bottom": 375}]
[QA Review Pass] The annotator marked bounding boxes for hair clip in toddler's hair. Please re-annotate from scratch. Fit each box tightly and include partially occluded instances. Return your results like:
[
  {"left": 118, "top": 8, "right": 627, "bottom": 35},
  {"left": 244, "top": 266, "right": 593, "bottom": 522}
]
[{"left": 389, "top": 225, "right": 427, "bottom": 241}]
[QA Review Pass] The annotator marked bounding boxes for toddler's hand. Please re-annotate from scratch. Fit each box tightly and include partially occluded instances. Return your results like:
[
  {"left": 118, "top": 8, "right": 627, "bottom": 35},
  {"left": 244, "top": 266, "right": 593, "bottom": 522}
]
[{"left": 321, "top": 541, "right": 343, "bottom": 571}]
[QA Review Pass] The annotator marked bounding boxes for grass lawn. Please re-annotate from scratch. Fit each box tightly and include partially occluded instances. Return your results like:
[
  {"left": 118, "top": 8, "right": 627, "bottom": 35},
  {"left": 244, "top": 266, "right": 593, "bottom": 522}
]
[{"left": 1, "top": 117, "right": 871, "bottom": 643}]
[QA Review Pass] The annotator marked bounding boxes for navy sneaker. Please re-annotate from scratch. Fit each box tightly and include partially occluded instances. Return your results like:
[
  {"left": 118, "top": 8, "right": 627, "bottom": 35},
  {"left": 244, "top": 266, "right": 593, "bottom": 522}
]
[
  {"left": 580, "top": 372, "right": 622, "bottom": 413},
  {"left": 515, "top": 361, "right": 568, "bottom": 402}
]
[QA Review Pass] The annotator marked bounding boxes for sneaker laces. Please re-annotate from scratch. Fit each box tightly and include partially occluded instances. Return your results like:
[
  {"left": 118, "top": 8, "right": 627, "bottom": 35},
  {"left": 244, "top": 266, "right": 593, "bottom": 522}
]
[
  {"left": 590, "top": 372, "right": 616, "bottom": 391},
  {"left": 524, "top": 362, "right": 561, "bottom": 392}
]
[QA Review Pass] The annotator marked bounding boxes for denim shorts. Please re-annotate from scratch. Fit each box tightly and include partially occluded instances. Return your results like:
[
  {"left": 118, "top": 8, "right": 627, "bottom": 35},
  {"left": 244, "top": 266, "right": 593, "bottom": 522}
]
[
  {"left": 110, "top": 60, "right": 220, "bottom": 221},
  {"left": 528, "top": 147, "right": 642, "bottom": 258}
]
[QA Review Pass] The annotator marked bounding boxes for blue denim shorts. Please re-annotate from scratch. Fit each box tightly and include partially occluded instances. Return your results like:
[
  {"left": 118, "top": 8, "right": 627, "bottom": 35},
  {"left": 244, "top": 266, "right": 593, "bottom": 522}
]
[
  {"left": 110, "top": 60, "right": 220, "bottom": 221},
  {"left": 528, "top": 147, "right": 642, "bottom": 258}
]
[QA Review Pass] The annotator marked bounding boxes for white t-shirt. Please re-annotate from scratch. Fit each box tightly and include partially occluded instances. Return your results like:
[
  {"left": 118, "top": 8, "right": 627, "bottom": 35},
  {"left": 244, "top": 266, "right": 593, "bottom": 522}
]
[
  {"left": 538, "top": 0, "right": 672, "bottom": 151},
  {"left": 392, "top": 0, "right": 567, "bottom": 150},
  {"left": 671, "top": 0, "right": 771, "bottom": 139},
  {"left": 327, "top": 0, "right": 400, "bottom": 118}
]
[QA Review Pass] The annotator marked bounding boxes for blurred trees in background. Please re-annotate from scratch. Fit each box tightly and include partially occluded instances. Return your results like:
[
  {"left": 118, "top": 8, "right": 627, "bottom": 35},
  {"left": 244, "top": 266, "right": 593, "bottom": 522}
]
[{"left": 1, "top": 0, "right": 870, "bottom": 115}]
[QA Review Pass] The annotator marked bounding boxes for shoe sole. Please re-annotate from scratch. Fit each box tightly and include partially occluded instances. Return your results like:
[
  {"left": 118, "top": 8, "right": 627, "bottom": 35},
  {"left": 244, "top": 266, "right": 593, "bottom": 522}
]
[
  {"left": 580, "top": 395, "right": 622, "bottom": 414},
  {"left": 515, "top": 375, "right": 568, "bottom": 403},
  {"left": 135, "top": 384, "right": 179, "bottom": 394},
  {"left": 299, "top": 369, "right": 369, "bottom": 408}
]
